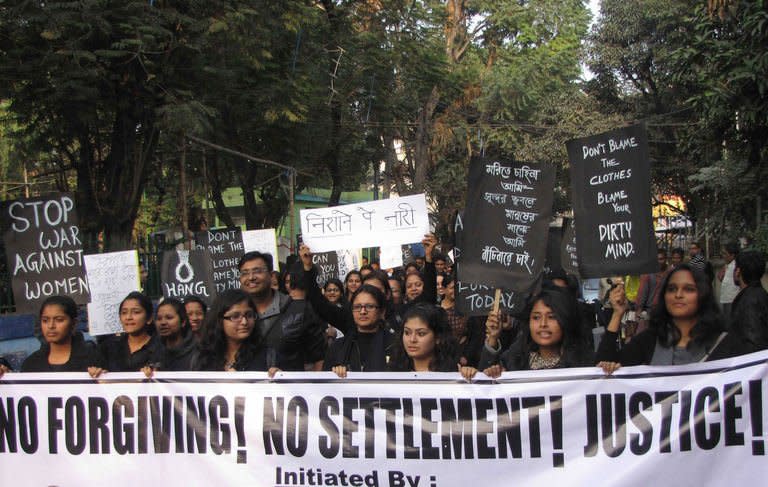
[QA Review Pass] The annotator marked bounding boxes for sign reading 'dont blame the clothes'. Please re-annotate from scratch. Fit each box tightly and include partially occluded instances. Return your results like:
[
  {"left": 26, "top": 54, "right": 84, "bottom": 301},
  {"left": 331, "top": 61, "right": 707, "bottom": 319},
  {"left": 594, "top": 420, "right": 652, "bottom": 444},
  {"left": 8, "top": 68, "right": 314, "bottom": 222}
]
[
  {"left": 300, "top": 194, "right": 430, "bottom": 253},
  {"left": 1, "top": 193, "right": 90, "bottom": 314},
  {"left": 566, "top": 124, "right": 657, "bottom": 278}
]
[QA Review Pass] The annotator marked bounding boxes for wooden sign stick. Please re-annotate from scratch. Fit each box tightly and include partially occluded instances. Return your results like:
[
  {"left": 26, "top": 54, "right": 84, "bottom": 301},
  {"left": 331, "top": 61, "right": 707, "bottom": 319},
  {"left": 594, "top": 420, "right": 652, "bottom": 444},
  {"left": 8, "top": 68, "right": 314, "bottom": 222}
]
[{"left": 492, "top": 288, "right": 502, "bottom": 314}]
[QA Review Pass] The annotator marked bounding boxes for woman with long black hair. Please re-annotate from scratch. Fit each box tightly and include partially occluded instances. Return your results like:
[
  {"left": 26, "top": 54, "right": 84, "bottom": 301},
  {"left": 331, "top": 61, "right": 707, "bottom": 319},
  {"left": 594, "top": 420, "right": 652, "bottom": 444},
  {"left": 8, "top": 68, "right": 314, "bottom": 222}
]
[
  {"left": 21, "top": 295, "right": 104, "bottom": 372},
  {"left": 93, "top": 291, "right": 162, "bottom": 375},
  {"left": 597, "top": 264, "right": 747, "bottom": 372},
  {"left": 388, "top": 303, "right": 460, "bottom": 372},
  {"left": 192, "top": 289, "right": 277, "bottom": 372},
  {"left": 460, "top": 288, "right": 593, "bottom": 379}
]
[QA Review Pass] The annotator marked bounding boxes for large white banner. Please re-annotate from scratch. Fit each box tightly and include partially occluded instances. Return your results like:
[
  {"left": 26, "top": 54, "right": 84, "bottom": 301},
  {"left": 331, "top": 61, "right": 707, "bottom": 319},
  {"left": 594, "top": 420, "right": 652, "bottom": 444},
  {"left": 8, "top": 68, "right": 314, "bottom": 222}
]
[
  {"left": 83, "top": 251, "right": 140, "bottom": 336},
  {"left": 1, "top": 352, "right": 767, "bottom": 486},
  {"left": 300, "top": 194, "right": 430, "bottom": 253}
]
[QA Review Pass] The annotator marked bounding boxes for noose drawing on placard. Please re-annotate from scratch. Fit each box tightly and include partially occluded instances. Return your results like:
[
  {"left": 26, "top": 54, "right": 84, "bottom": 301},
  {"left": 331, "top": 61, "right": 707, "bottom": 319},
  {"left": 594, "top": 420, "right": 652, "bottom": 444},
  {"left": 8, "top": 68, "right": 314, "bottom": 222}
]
[{"left": 175, "top": 250, "right": 194, "bottom": 283}]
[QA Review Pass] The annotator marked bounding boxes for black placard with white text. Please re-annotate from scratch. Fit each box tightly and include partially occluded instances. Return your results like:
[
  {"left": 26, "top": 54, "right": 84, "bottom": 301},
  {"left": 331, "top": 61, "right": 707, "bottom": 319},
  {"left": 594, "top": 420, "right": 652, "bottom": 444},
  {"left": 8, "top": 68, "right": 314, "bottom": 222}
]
[
  {"left": 560, "top": 218, "right": 579, "bottom": 276},
  {"left": 566, "top": 124, "right": 657, "bottom": 278},
  {"left": 160, "top": 249, "right": 216, "bottom": 305},
  {"left": 1, "top": 193, "right": 89, "bottom": 313},
  {"left": 453, "top": 211, "right": 529, "bottom": 316},
  {"left": 194, "top": 228, "right": 244, "bottom": 293},
  {"left": 458, "top": 158, "right": 555, "bottom": 291}
]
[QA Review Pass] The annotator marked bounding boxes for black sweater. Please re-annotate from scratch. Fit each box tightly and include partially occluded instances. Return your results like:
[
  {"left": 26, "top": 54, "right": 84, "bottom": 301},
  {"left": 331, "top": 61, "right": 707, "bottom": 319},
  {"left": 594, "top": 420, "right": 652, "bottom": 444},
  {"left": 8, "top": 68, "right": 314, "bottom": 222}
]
[{"left": 21, "top": 333, "right": 105, "bottom": 372}]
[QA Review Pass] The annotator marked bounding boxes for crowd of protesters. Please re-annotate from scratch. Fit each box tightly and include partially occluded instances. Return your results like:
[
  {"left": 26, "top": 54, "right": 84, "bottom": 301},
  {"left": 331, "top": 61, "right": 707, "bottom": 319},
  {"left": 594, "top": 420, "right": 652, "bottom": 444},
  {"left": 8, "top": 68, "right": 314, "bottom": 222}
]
[{"left": 1, "top": 236, "right": 766, "bottom": 380}]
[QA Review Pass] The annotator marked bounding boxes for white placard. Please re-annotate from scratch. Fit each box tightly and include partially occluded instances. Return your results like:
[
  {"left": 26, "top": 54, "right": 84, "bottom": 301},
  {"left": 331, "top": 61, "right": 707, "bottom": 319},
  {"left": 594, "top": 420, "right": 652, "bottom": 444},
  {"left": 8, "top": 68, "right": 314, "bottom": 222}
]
[
  {"left": 379, "top": 245, "right": 404, "bottom": 269},
  {"left": 300, "top": 194, "right": 430, "bottom": 253},
  {"left": 242, "top": 228, "right": 280, "bottom": 271},
  {"left": 83, "top": 250, "right": 140, "bottom": 336}
]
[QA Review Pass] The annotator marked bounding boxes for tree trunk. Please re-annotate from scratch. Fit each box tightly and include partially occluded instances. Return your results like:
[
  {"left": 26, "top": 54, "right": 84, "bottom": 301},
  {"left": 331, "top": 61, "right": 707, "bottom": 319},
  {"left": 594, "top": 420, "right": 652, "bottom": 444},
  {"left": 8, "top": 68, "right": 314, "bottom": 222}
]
[
  {"left": 207, "top": 153, "right": 236, "bottom": 229},
  {"left": 412, "top": 86, "right": 440, "bottom": 192}
]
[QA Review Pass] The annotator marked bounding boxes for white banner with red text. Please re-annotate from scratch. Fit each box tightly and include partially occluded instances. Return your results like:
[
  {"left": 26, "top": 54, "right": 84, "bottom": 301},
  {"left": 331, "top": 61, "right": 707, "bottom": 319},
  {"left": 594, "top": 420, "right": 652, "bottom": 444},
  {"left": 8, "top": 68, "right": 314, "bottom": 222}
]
[{"left": 1, "top": 351, "right": 767, "bottom": 486}]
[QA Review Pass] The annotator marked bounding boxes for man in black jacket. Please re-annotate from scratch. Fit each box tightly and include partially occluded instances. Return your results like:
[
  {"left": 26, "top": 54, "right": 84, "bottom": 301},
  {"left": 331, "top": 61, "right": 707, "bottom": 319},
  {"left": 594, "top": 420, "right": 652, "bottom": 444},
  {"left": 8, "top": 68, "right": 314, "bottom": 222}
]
[
  {"left": 731, "top": 250, "right": 768, "bottom": 352},
  {"left": 238, "top": 251, "right": 323, "bottom": 370}
]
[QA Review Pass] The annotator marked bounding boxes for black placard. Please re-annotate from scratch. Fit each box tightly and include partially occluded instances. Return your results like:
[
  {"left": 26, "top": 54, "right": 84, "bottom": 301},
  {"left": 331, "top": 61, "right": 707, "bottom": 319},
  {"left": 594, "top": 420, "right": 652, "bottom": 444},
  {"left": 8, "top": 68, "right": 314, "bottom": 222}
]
[
  {"left": 560, "top": 218, "right": 580, "bottom": 276},
  {"left": 160, "top": 249, "right": 216, "bottom": 305},
  {"left": 458, "top": 158, "right": 555, "bottom": 291},
  {"left": 566, "top": 124, "right": 657, "bottom": 278},
  {"left": 454, "top": 275, "right": 528, "bottom": 317},
  {"left": 194, "top": 228, "right": 244, "bottom": 293},
  {"left": 544, "top": 225, "right": 563, "bottom": 276},
  {"left": 453, "top": 211, "right": 530, "bottom": 316},
  {"left": 1, "top": 193, "right": 89, "bottom": 313},
  {"left": 312, "top": 251, "right": 340, "bottom": 287}
]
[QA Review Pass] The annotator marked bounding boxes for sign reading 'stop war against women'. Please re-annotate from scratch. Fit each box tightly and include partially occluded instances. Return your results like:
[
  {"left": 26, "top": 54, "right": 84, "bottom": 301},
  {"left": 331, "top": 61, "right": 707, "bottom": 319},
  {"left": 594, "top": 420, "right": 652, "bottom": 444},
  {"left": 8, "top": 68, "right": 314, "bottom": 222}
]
[
  {"left": 566, "top": 124, "right": 658, "bottom": 278},
  {"left": 459, "top": 159, "right": 555, "bottom": 292},
  {"left": 1, "top": 194, "right": 89, "bottom": 313}
]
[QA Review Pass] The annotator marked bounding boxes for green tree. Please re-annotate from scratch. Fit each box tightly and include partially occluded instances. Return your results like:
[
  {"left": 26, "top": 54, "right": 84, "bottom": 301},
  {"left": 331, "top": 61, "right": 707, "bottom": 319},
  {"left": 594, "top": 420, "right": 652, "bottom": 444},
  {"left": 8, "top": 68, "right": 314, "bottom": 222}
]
[{"left": 0, "top": 1, "right": 223, "bottom": 250}]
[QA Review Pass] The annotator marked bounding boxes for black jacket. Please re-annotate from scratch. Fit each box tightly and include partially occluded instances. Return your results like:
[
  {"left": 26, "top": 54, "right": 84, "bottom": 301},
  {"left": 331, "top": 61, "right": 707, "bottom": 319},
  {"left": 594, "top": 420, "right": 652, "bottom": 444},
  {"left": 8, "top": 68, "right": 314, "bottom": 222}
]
[
  {"left": 257, "top": 292, "right": 321, "bottom": 371},
  {"left": 595, "top": 327, "right": 749, "bottom": 366},
  {"left": 730, "top": 284, "right": 768, "bottom": 352},
  {"left": 304, "top": 262, "right": 438, "bottom": 336},
  {"left": 189, "top": 346, "right": 269, "bottom": 372},
  {"left": 21, "top": 332, "right": 105, "bottom": 372},
  {"left": 157, "top": 332, "right": 197, "bottom": 371},
  {"left": 323, "top": 326, "right": 395, "bottom": 372},
  {"left": 99, "top": 333, "right": 164, "bottom": 372},
  {"left": 479, "top": 334, "right": 594, "bottom": 371}
]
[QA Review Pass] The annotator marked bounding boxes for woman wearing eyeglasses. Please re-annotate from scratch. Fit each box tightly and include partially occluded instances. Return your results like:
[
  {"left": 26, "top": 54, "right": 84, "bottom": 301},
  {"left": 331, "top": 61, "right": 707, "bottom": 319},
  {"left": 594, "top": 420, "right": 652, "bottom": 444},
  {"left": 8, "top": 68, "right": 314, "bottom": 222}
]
[
  {"left": 192, "top": 289, "right": 279, "bottom": 373},
  {"left": 323, "top": 285, "right": 395, "bottom": 377}
]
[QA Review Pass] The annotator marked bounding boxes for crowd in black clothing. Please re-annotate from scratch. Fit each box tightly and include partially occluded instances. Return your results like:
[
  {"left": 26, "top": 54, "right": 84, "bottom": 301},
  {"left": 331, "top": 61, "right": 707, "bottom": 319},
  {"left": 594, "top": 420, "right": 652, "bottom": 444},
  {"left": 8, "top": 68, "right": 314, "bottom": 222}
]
[{"left": 1, "top": 236, "right": 767, "bottom": 381}]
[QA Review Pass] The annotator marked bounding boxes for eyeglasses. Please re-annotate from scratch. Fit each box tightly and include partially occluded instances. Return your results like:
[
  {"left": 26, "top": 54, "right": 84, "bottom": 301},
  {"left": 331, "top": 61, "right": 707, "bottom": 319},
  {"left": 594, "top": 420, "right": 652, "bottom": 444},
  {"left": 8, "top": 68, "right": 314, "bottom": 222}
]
[
  {"left": 223, "top": 311, "right": 256, "bottom": 322},
  {"left": 352, "top": 304, "right": 379, "bottom": 313},
  {"left": 240, "top": 267, "right": 269, "bottom": 277}
]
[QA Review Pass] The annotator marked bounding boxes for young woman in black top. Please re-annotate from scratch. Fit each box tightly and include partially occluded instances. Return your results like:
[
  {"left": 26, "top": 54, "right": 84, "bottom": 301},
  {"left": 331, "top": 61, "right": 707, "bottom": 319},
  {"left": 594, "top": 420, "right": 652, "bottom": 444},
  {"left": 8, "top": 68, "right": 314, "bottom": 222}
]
[
  {"left": 184, "top": 295, "right": 207, "bottom": 341},
  {"left": 92, "top": 291, "right": 162, "bottom": 376},
  {"left": 151, "top": 298, "right": 196, "bottom": 371},
  {"left": 597, "top": 264, "right": 746, "bottom": 373},
  {"left": 388, "top": 303, "right": 460, "bottom": 372},
  {"left": 192, "top": 289, "right": 277, "bottom": 373},
  {"left": 460, "top": 288, "right": 594, "bottom": 380},
  {"left": 21, "top": 295, "right": 104, "bottom": 373},
  {"left": 324, "top": 285, "right": 395, "bottom": 377}
]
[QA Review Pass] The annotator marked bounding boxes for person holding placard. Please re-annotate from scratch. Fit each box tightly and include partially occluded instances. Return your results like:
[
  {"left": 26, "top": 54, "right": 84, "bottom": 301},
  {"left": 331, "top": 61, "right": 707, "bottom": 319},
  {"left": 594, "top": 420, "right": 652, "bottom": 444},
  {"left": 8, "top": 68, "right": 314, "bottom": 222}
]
[
  {"left": 20, "top": 296, "right": 104, "bottom": 373},
  {"left": 461, "top": 288, "right": 593, "bottom": 380},
  {"left": 90, "top": 292, "right": 162, "bottom": 376},
  {"left": 596, "top": 264, "right": 748, "bottom": 373},
  {"left": 323, "top": 285, "right": 395, "bottom": 377},
  {"left": 238, "top": 251, "right": 316, "bottom": 371},
  {"left": 191, "top": 289, "right": 278, "bottom": 373},
  {"left": 403, "top": 234, "right": 438, "bottom": 305},
  {"left": 388, "top": 303, "right": 460, "bottom": 372},
  {"left": 300, "top": 236, "right": 437, "bottom": 337}
]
